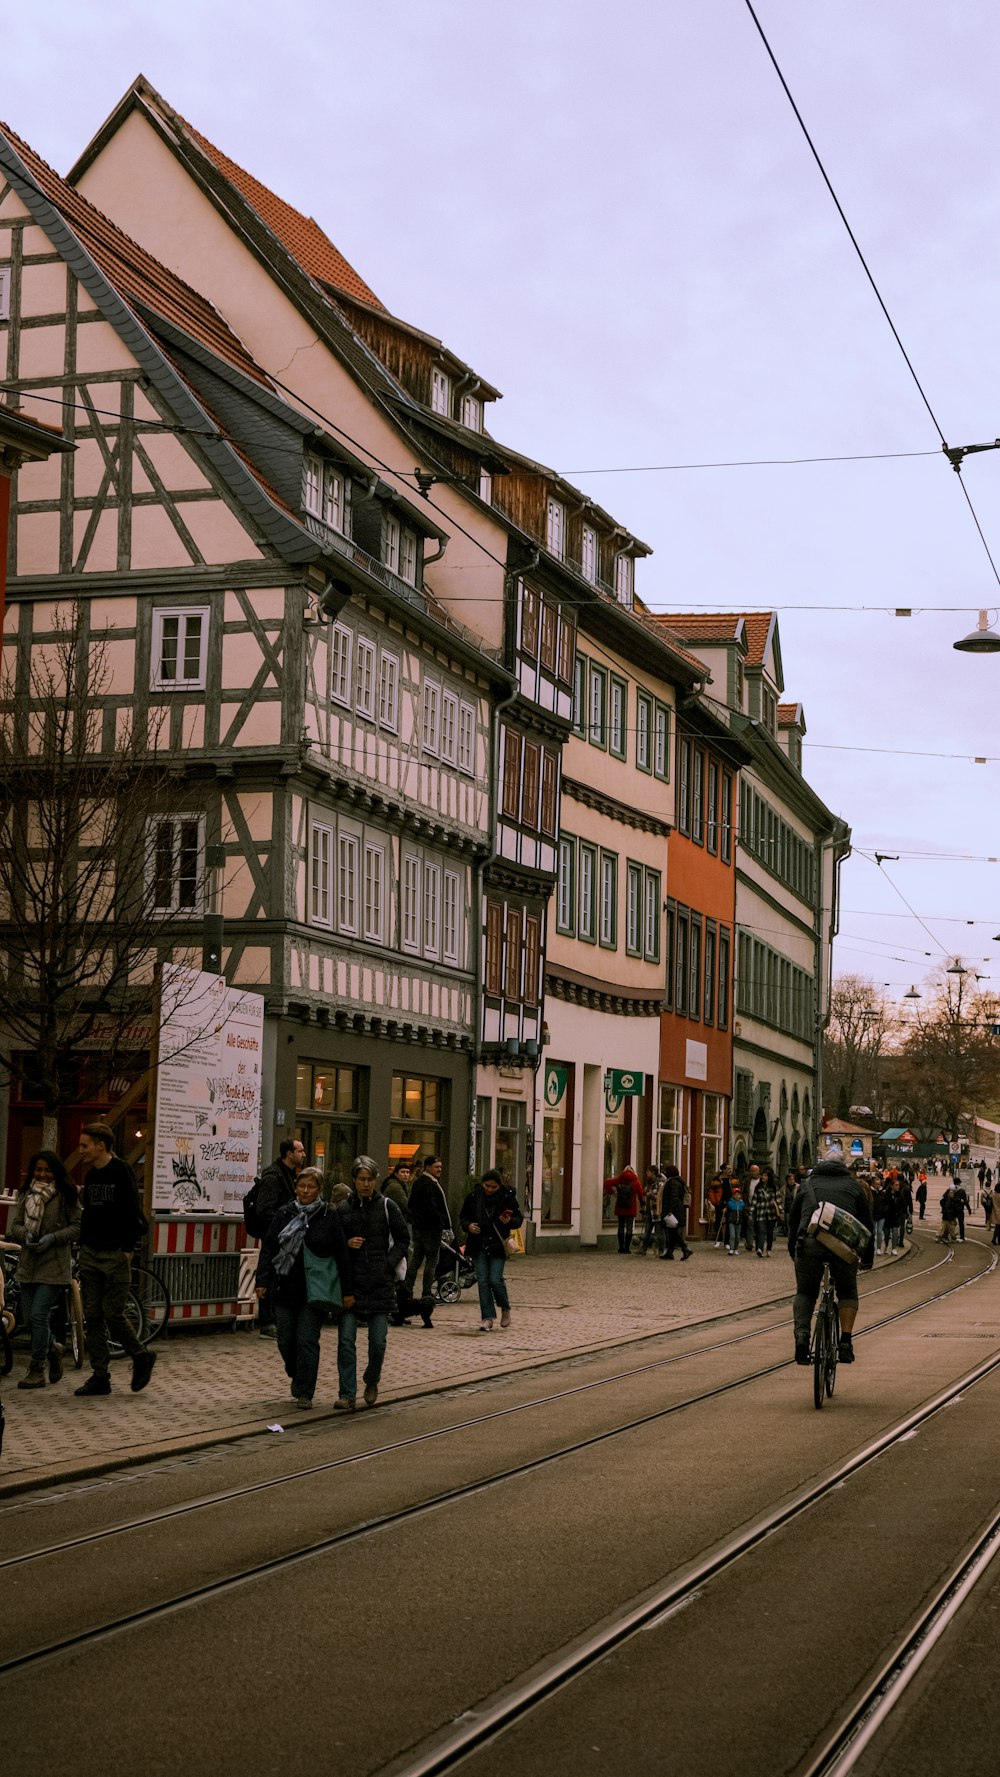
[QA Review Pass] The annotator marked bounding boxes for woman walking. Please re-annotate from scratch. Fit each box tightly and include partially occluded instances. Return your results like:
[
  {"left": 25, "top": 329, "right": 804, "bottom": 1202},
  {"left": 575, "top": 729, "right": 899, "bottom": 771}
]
[
  {"left": 459, "top": 1169, "right": 524, "bottom": 1330},
  {"left": 750, "top": 1166, "right": 781, "bottom": 1258},
  {"left": 8, "top": 1150, "right": 81, "bottom": 1389},
  {"left": 256, "top": 1166, "right": 354, "bottom": 1408}
]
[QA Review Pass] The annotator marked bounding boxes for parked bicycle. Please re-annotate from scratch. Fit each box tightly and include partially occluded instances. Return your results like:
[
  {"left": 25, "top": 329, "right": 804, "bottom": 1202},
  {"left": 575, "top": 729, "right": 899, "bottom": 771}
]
[
  {"left": 811, "top": 1259, "right": 840, "bottom": 1410},
  {"left": 1, "top": 1243, "right": 168, "bottom": 1373}
]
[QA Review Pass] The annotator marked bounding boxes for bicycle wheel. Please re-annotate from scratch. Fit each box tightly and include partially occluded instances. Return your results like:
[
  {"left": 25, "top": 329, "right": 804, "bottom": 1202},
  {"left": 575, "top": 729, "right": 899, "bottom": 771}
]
[
  {"left": 130, "top": 1264, "right": 171, "bottom": 1344},
  {"left": 812, "top": 1312, "right": 826, "bottom": 1410},
  {"left": 68, "top": 1279, "right": 85, "bottom": 1370},
  {"left": 826, "top": 1306, "right": 840, "bottom": 1399}
]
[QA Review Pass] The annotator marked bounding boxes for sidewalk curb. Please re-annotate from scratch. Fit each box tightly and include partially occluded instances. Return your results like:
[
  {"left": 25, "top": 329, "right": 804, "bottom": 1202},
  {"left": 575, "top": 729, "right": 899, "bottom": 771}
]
[{"left": 0, "top": 1244, "right": 912, "bottom": 1502}]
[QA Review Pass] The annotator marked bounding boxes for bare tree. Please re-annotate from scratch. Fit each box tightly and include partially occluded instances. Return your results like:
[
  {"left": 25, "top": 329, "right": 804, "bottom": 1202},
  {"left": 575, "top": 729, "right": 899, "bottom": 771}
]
[
  {"left": 823, "top": 975, "right": 897, "bottom": 1122},
  {"left": 0, "top": 605, "right": 204, "bottom": 1148},
  {"left": 886, "top": 967, "right": 1000, "bottom": 1142}
]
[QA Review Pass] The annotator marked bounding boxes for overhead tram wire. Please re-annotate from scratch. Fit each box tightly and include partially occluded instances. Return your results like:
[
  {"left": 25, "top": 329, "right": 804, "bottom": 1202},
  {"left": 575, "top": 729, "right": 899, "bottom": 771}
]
[
  {"left": 742, "top": 0, "right": 1000, "bottom": 599},
  {"left": 856, "top": 850, "right": 953, "bottom": 959}
]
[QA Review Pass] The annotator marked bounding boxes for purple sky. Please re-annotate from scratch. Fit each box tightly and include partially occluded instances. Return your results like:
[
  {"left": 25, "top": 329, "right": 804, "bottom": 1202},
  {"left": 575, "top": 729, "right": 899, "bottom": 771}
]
[{"left": 9, "top": 0, "right": 1000, "bottom": 1000}]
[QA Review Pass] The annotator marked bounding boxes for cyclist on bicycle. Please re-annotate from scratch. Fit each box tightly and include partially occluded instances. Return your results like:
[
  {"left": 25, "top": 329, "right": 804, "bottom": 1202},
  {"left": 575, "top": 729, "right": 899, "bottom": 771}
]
[{"left": 788, "top": 1146, "right": 874, "bottom": 1367}]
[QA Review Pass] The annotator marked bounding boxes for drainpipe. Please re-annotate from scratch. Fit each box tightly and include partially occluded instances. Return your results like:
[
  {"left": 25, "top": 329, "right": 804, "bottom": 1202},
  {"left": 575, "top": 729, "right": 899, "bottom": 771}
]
[
  {"left": 813, "top": 825, "right": 847, "bottom": 1129},
  {"left": 468, "top": 552, "right": 537, "bottom": 1179}
]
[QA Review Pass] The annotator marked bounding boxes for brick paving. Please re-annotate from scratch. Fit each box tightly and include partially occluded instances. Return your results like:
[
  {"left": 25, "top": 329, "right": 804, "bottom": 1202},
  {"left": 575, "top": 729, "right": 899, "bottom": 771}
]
[{"left": 0, "top": 1240, "right": 911, "bottom": 1494}]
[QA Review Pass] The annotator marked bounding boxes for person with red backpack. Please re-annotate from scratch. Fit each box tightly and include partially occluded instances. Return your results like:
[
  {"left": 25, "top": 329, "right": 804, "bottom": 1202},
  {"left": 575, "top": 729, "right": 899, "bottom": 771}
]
[{"left": 603, "top": 1166, "right": 644, "bottom": 1253}]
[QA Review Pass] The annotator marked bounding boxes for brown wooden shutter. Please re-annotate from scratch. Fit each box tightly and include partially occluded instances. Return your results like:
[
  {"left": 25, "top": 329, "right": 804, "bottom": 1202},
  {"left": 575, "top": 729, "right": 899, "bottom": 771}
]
[
  {"left": 505, "top": 907, "right": 523, "bottom": 1001},
  {"left": 522, "top": 742, "right": 540, "bottom": 830},
  {"left": 523, "top": 914, "right": 541, "bottom": 1007},
  {"left": 501, "top": 728, "right": 522, "bottom": 819},
  {"left": 485, "top": 902, "right": 503, "bottom": 996},
  {"left": 540, "top": 749, "right": 558, "bottom": 836}
]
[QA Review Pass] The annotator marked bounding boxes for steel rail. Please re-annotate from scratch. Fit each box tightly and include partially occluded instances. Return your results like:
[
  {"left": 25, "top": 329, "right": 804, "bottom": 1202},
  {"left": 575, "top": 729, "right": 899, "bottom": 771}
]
[
  {"left": 0, "top": 1246, "right": 991, "bottom": 1678},
  {"left": 0, "top": 1242, "right": 962, "bottom": 1575}
]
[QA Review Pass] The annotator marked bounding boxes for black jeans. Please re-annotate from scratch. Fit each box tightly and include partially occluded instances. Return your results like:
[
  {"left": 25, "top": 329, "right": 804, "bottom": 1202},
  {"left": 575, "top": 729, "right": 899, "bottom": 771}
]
[
  {"left": 617, "top": 1216, "right": 635, "bottom": 1252},
  {"left": 792, "top": 1240, "right": 859, "bottom": 1345}
]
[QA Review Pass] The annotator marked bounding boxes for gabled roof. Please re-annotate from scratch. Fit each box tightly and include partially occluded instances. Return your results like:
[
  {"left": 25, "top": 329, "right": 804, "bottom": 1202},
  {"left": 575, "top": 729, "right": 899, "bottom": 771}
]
[
  {"left": 1, "top": 122, "right": 272, "bottom": 393},
  {"left": 656, "top": 611, "right": 777, "bottom": 668},
  {"left": 185, "top": 121, "right": 385, "bottom": 311}
]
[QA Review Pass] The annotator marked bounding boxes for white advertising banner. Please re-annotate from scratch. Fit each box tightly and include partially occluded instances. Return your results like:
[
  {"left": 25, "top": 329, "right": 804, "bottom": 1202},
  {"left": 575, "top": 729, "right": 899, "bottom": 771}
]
[{"left": 152, "top": 964, "right": 264, "bottom": 1215}]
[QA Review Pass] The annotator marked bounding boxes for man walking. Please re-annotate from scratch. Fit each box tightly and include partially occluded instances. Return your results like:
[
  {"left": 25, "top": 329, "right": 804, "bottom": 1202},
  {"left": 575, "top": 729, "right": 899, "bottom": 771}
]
[
  {"left": 74, "top": 1123, "right": 155, "bottom": 1397},
  {"left": 254, "top": 1138, "right": 305, "bottom": 1336},
  {"left": 336, "top": 1157, "right": 408, "bottom": 1408},
  {"left": 403, "top": 1155, "right": 451, "bottom": 1325}
]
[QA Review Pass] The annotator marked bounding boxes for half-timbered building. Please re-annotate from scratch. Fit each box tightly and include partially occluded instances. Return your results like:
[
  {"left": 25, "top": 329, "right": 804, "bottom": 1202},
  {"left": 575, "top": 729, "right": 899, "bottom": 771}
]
[{"left": 0, "top": 123, "right": 508, "bottom": 1192}]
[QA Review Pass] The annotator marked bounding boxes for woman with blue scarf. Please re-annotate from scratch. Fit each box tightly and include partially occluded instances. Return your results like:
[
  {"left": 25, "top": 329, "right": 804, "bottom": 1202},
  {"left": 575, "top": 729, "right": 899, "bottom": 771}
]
[{"left": 255, "top": 1167, "right": 354, "bottom": 1407}]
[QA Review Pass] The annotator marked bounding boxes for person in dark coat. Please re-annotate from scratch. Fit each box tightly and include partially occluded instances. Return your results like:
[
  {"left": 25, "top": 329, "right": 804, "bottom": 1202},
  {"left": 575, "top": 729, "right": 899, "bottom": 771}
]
[
  {"left": 254, "top": 1138, "right": 305, "bottom": 1337},
  {"left": 952, "top": 1179, "right": 971, "bottom": 1241},
  {"left": 788, "top": 1148, "right": 874, "bottom": 1366},
  {"left": 8, "top": 1149, "right": 81, "bottom": 1388},
  {"left": 402, "top": 1156, "right": 451, "bottom": 1322},
  {"left": 659, "top": 1165, "right": 692, "bottom": 1261},
  {"left": 255, "top": 1166, "right": 354, "bottom": 1408},
  {"left": 336, "top": 1157, "right": 409, "bottom": 1409},
  {"left": 459, "top": 1169, "right": 524, "bottom": 1330}
]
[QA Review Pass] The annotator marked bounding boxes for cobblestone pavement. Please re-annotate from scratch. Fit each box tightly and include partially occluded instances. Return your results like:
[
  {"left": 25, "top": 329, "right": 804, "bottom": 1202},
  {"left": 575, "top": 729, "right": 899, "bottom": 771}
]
[{"left": 0, "top": 1238, "right": 916, "bottom": 1493}]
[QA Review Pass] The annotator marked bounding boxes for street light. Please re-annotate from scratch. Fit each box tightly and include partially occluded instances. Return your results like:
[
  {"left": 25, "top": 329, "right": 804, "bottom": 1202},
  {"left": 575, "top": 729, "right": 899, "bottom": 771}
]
[
  {"left": 953, "top": 610, "right": 1000, "bottom": 654},
  {"left": 903, "top": 985, "right": 922, "bottom": 999},
  {"left": 947, "top": 958, "right": 968, "bottom": 975}
]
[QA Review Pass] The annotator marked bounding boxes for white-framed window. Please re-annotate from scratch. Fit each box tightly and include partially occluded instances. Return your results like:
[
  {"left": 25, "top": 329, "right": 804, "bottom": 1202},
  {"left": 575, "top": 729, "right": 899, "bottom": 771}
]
[
  {"left": 422, "top": 679, "right": 441, "bottom": 754},
  {"left": 654, "top": 702, "right": 670, "bottom": 780},
  {"left": 151, "top": 608, "right": 209, "bottom": 691},
  {"left": 636, "top": 692, "right": 651, "bottom": 772},
  {"left": 546, "top": 497, "right": 565, "bottom": 561},
  {"left": 614, "top": 553, "right": 634, "bottom": 607},
  {"left": 443, "top": 869, "right": 461, "bottom": 964},
  {"left": 402, "top": 853, "right": 421, "bottom": 951},
  {"left": 431, "top": 367, "right": 451, "bottom": 415},
  {"left": 309, "top": 822, "right": 333, "bottom": 927},
  {"left": 399, "top": 527, "right": 418, "bottom": 587},
  {"left": 148, "top": 813, "right": 204, "bottom": 916},
  {"left": 384, "top": 513, "right": 400, "bottom": 575},
  {"left": 557, "top": 836, "right": 576, "bottom": 935},
  {"left": 441, "top": 690, "right": 458, "bottom": 764},
  {"left": 330, "top": 623, "right": 352, "bottom": 707},
  {"left": 363, "top": 842, "right": 384, "bottom": 943},
  {"left": 338, "top": 832, "right": 359, "bottom": 935},
  {"left": 609, "top": 677, "right": 627, "bottom": 759},
  {"left": 644, "top": 869, "right": 661, "bottom": 961},
  {"left": 457, "top": 701, "right": 476, "bottom": 774},
  {"left": 581, "top": 524, "right": 598, "bottom": 584},
  {"left": 626, "top": 863, "right": 642, "bottom": 955},
  {"left": 303, "top": 456, "right": 348, "bottom": 533},
  {"left": 423, "top": 860, "right": 441, "bottom": 958},
  {"left": 479, "top": 468, "right": 493, "bottom": 505},
  {"left": 378, "top": 651, "right": 399, "bottom": 731},
  {"left": 579, "top": 844, "right": 596, "bottom": 941},
  {"left": 599, "top": 852, "right": 617, "bottom": 948},
  {"left": 355, "top": 638, "right": 376, "bottom": 720},
  {"left": 588, "top": 663, "right": 607, "bottom": 748},
  {"left": 460, "top": 393, "right": 482, "bottom": 431}
]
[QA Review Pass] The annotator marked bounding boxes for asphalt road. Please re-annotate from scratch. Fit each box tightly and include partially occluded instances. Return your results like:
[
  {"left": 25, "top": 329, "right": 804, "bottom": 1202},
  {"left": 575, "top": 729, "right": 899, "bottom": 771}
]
[{"left": 3, "top": 1232, "right": 999, "bottom": 1777}]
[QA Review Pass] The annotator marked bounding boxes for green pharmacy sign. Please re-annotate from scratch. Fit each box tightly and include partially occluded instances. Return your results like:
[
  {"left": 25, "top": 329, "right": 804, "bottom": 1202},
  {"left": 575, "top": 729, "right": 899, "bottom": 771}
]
[{"left": 606, "top": 1068, "right": 644, "bottom": 1098}]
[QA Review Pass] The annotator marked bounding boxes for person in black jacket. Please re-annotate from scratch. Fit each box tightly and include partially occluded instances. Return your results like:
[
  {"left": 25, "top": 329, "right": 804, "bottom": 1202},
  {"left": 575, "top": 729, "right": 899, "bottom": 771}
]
[
  {"left": 787, "top": 1149, "right": 874, "bottom": 1367},
  {"left": 254, "top": 1139, "right": 305, "bottom": 1337},
  {"left": 660, "top": 1165, "right": 692, "bottom": 1261},
  {"left": 256, "top": 1166, "right": 353, "bottom": 1408},
  {"left": 74, "top": 1123, "right": 154, "bottom": 1397},
  {"left": 459, "top": 1170, "right": 524, "bottom": 1330},
  {"left": 402, "top": 1155, "right": 451, "bottom": 1324},
  {"left": 335, "top": 1157, "right": 409, "bottom": 1409}
]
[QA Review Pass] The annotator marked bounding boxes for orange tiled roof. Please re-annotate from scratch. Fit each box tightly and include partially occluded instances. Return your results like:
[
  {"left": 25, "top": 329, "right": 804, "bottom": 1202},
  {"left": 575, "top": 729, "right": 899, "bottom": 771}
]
[
  {"left": 777, "top": 702, "right": 801, "bottom": 726},
  {"left": 652, "top": 611, "right": 775, "bottom": 666},
  {"left": 2, "top": 122, "right": 273, "bottom": 391},
  {"left": 186, "top": 123, "right": 384, "bottom": 311}
]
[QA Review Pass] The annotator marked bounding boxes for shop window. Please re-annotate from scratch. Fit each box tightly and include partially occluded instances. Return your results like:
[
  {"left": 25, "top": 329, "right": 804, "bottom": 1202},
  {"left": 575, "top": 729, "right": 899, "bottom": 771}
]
[{"left": 389, "top": 1072, "right": 448, "bottom": 1169}]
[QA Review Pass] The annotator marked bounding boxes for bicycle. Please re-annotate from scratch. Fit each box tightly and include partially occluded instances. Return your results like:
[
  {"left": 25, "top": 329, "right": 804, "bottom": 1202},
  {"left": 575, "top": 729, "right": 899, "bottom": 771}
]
[
  {"left": 811, "top": 1260, "right": 840, "bottom": 1409},
  {"left": 1, "top": 1241, "right": 85, "bottom": 1374},
  {"left": 72, "top": 1256, "right": 171, "bottom": 1354}
]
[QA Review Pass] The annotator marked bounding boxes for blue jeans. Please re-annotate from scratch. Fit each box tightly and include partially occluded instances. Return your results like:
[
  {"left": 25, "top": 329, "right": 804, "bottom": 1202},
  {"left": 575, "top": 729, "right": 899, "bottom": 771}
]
[
  {"left": 274, "top": 1300, "right": 327, "bottom": 1401},
  {"left": 20, "top": 1281, "right": 61, "bottom": 1366},
  {"left": 473, "top": 1251, "right": 510, "bottom": 1321},
  {"left": 337, "top": 1312, "right": 388, "bottom": 1399}
]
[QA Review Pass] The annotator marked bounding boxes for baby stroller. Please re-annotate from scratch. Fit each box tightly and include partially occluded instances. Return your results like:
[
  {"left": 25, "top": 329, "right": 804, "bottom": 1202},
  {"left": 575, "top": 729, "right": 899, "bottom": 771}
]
[{"left": 434, "top": 1237, "right": 477, "bottom": 1304}]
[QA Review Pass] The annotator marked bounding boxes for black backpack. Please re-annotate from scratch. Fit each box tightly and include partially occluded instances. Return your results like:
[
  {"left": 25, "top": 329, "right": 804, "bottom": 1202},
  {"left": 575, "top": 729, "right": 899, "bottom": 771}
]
[
  {"left": 615, "top": 1177, "right": 634, "bottom": 1213},
  {"left": 241, "top": 1176, "right": 266, "bottom": 1238}
]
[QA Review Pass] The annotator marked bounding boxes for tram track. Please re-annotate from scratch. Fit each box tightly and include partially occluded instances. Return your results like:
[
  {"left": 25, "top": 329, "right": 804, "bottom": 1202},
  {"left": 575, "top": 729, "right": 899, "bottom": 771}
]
[
  {"left": 0, "top": 1239, "right": 992, "bottom": 1683},
  {"left": 0, "top": 1240, "right": 970, "bottom": 1578}
]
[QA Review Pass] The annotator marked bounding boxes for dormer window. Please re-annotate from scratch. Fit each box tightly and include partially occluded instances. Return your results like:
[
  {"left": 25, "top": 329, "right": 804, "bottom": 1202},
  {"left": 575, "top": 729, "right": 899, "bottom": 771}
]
[
  {"left": 762, "top": 687, "right": 777, "bottom": 735},
  {"left": 614, "top": 553, "right": 634, "bottom": 608},
  {"left": 546, "top": 498, "right": 565, "bottom": 562},
  {"left": 581, "top": 525, "right": 598, "bottom": 584},
  {"left": 479, "top": 467, "right": 493, "bottom": 505},
  {"left": 384, "top": 513, "right": 419, "bottom": 586},
  {"left": 460, "top": 393, "right": 482, "bottom": 431},
  {"left": 431, "top": 367, "right": 451, "bottom": 416},
  {"left": 303, "top": 455, "right": 349, "bottom": 534},
  {"left": 734, "top": 658, "right": 745, "bottom": 711}
]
